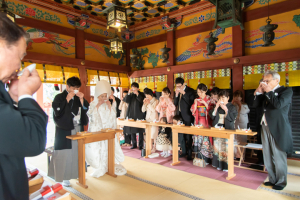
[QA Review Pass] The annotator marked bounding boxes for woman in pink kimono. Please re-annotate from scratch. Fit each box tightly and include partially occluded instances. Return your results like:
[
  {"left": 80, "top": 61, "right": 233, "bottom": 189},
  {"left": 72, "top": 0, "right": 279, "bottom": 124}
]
[
  {"left": 191, "top": 84, "right": 214, "bottom": 164},
  {"left": 156, "top": 87, "right": 176, "bottom": 124}
]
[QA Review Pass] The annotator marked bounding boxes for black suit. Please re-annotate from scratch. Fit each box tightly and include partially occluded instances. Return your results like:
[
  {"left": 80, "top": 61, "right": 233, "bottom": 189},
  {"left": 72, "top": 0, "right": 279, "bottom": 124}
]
[
  {"left": 123, "top": 91, "right": 145, "bottom": 147},
  {"left": 253, "top": 86, "right": 293, "bottom": 187},
  {"left": 0, "top": 81, "right": 48, "bottom": 200},
  {"left": 174, "top": 86, "right": 195, "bottom": 157}
]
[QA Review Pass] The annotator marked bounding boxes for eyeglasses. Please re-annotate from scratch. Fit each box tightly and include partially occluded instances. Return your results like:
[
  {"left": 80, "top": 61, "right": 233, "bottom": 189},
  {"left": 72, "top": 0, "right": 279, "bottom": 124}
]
[{"left": 262, "top": 78, "right": 275, "bottom": 84}]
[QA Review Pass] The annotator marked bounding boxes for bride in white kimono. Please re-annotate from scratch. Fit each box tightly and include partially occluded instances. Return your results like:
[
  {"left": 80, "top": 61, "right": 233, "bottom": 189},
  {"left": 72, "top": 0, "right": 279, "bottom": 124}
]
[{"left": 85, "top": 80, "right": 126, "bottom": 177}]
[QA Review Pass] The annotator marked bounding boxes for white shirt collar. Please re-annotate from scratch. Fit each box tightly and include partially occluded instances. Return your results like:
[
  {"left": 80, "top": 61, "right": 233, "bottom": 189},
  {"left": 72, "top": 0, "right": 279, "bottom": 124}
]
[{"left": 272, "top": 84, "right": 280, "bottom": 92}]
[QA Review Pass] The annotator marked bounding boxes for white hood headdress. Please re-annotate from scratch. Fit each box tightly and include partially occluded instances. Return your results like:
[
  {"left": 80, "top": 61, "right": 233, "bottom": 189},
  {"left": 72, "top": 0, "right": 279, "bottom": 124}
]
[{"left": 94, "top": 80, "right": 111, "bottom": 99}]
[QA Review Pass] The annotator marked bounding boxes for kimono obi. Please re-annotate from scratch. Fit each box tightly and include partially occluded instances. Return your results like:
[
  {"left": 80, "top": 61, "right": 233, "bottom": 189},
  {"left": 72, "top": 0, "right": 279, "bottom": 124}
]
[{"left": 197, "top": 106, "right": 207, "bottom": 117}]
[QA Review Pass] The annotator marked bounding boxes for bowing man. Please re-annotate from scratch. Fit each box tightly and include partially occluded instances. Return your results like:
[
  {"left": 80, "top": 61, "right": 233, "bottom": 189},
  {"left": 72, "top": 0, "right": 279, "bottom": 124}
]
[
  {"left": 48, "top": 77, "right": 89, "bottom": 187},
  {"left": 253, "top": 71, "right": 293, "bottom": 190},
  {"left": 0, "top": 14, "right": 48, "bottom": 200}
]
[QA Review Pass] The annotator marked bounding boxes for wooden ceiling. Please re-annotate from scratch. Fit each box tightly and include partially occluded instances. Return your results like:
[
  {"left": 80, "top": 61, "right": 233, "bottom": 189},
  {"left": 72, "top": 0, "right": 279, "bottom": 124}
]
[{"left": 25, "top": 0, "right": 213, "bottom": 28}]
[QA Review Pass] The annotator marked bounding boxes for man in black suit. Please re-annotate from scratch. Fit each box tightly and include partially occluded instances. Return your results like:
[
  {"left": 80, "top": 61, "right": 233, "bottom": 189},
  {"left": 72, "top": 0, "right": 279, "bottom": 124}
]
[
  {"left": 174, "top": 77, "right": 195, "bottom": 160},
  {"left": 109, "top": 87, "right": 121, "bottom": 118},
  {"left": 253, "top": 71, "right": 293, "bottom": 190},
  {"left": 0, "top": 14, "right": 48, "bottom": 199},
  {"left": 123, "top": 82, "right": 145, "bottom": 150}
]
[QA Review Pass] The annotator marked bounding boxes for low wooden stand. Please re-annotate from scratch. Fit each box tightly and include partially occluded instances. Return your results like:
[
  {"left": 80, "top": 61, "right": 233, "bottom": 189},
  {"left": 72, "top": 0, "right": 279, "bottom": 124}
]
[
  {"left": 66, "top": 129, "right": 122, "bottom": 189},
  {"left": 235, "top": 144, "right": 266, "bottom": 173}
]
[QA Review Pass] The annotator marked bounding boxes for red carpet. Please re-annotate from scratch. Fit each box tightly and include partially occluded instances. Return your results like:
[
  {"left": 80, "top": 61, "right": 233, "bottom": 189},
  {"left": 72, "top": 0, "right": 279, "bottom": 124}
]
[{"left": 121, "top": 146, "right": 268, "bottom": 190}]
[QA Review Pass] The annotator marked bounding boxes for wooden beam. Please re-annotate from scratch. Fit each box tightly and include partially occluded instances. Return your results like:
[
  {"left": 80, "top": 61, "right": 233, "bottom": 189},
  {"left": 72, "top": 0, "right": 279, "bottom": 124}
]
[
  {"left": 232, "top": 64, "right": 243, "bottom": 93},
  {"left": 85, "top": 32, "right": 110, "bottom": 45},
  {"left": 175, "top": 21, "right": 214, "bottom": 39},
  {"left": 16, "top": 16, "right": 75, "bottom": 37},
  {"left": 129, "top": 33, "right": 167, "bottom": 49},
  {"left": 130, "top": 48, "right": 300, "bottom": 78},
  {"left": 244, "top": 0, "right": 300, "bottom": 22},
  {"left": 24, "top": 52, "right": 130, "bottom": 72},
  {"left": 232, "top": 26, "right": 244, "bottom": 57},
  {"left": 167, "top": 31, "right": 175, "bottom": 66}
]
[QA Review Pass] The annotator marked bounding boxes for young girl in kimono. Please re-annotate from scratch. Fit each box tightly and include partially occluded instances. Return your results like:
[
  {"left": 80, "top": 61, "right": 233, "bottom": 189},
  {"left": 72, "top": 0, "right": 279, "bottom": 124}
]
[
  {"left": 85, "top": 80, "right": 126, "bottom": 177},
  {"left": 156, "top": 87, "right": 176, "bottom": 123},
  {"left": 209, "top": 90, "right": 238, "bottom": 171},
  {"left": 156, "top": 117, "right": 172, "bottom": 157},
  {"left": 191, "top": 84, "right": 214, "bottom": 164}
]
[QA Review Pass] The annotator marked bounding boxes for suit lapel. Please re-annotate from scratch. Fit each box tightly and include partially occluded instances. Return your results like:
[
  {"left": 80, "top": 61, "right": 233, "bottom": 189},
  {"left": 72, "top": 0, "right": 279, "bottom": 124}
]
[{"left": 0, "top": 81, "right": 13, "bottom": 106}]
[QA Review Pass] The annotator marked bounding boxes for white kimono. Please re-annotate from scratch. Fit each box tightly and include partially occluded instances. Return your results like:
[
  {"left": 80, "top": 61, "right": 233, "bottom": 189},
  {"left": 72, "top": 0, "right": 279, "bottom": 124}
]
[{"left": 85, "top": 100, "right": 126, "bottom": 178}]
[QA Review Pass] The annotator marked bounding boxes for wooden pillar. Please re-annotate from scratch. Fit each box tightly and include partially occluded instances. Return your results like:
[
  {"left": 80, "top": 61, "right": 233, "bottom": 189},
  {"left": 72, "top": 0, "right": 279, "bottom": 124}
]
[
  {"left": 75, "top": 29, "right": 85, "bottom": 60},
  {"left": 167, "top": 30, "right": 175, "bottom": 66},
  {"left": 167, "top": 71, "right": 174, "bottom": 97},
  {"left": 126, "top": 43, "right": 131, "bottom": 69},
  {"left": 232, "top": 26, "right": 245, "bottom": 94}
]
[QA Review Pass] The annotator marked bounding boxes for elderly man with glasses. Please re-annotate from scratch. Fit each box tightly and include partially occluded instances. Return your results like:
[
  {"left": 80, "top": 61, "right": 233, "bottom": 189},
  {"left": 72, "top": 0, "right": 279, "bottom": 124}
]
[{"left": 253, "top": 71, "right": 293, "bottom": 190}]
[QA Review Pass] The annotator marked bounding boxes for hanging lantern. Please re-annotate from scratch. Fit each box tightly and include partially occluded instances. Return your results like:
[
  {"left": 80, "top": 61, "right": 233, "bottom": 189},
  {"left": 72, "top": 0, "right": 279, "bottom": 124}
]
[
  {"left": 130, "top": 49, "right": 139, "bottom": 68},
  {"left": 204, "top": 32, "right": 218, "bottom": 55},
  {"left": 103, "top": 3, "right": 127, "bottom": 32},
  {"left": 260, "top": 19, "right": 278, "bottom": 47},
  {"left": 209, "top": 0, "right": 246, "bottom": 34},
  {"left": 160, "top": 44, "right": 171, "bottom": 63},
  {"left": 0, "top": 0, "right": 15, "bottom": 22},
  {"left": 106, "top": 35, "right": 124, "bottom": 54}
]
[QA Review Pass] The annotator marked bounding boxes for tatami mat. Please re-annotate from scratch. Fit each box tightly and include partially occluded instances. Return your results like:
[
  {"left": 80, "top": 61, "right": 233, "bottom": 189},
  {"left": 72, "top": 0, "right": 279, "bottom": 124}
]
[{"left": 25, "top": 152, "right": 300, "bottom": 200}]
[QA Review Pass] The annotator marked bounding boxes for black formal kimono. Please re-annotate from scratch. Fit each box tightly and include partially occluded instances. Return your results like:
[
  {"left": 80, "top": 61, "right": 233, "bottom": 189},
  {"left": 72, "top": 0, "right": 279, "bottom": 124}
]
[
  {"left": 123, "top": 91, "right": 145, "bottom": 147},
  {"left": 52, "top": 90, "right": 89, "bottom": 150},
  {"left": 109, "top": 96, "right": 121, "bottom": 118},
  {"left": 174, "top": 86, "right": 195, "bottom": 158},
  {"left": 48, "top": 90, "right": 89, "bottom": 182},
  {"left": 209, "top": 103, "right": 237, "bottom": 170},
  {"left": 0, "top": 81, "right": 48, "bottom": 200}
]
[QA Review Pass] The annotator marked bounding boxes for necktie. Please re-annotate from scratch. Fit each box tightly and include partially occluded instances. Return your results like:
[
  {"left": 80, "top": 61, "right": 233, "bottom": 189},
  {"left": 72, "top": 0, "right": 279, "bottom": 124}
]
[{"left": 179, "top": 93, "right": 182, "bottom": 112}]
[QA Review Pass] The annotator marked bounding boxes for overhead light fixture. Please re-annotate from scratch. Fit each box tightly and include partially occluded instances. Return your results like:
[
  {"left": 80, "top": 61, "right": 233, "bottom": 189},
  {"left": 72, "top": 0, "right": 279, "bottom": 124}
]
[
  {"left": 106, "top": 31, "right": 124, "bottom": 54},
  {"left": 103, "top": 1, "right": 127, "bottom": 32},
  {"left": 0, "top": 0, "right": 15, "bottom": 22},
  {"left": 259, "top": 0, "right": 278, "bottom": 47}
]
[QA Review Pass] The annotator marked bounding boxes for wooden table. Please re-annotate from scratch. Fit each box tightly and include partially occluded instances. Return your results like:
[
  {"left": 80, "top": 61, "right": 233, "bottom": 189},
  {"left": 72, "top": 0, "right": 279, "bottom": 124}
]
[
  {"left": 66, "top": 129, "right": 122, "bottom": 189},
  {"left": 171, "top": 126, "right": 257, "bottom": 180},
  {"left": 117, "top": 120, "right": 172, "bottom": 158}
]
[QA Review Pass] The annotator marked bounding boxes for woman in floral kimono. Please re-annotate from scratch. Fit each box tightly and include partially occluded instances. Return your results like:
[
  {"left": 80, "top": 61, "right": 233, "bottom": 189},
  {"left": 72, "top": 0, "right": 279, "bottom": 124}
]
[
  {"left": 209, "top": 90, "right": 237, "bottom": 171},
  {"left": 191, "top": 84, "right": 214, "bottom": 164}
]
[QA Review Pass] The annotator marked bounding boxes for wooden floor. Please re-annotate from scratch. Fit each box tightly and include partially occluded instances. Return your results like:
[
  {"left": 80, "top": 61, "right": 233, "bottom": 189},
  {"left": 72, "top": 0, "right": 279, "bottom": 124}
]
[{"left": 25, "top": 153, "right": 300, "bottom": 200}]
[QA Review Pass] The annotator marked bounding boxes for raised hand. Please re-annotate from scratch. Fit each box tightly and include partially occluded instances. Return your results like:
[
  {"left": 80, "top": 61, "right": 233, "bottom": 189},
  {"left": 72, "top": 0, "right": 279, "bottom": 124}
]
[{"left": 18, "top": 68, "right": 41, "bottom": 97}]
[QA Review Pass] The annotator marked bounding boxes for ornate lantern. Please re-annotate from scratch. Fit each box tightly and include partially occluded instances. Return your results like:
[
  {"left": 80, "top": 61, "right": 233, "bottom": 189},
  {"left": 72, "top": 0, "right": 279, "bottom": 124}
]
[
  {"left": 209, "top": 0, "right": 247, "bottom": 33},
  {"left": 106, "top": 35, "right": 124, "bottom": 53},
  {"left": 103, "top": 3, "right": 127, "bottom": 32},
  {"left": 204, "top": 32, "right": 218, "bottom": 55},
  {"left": 0, "top": 0, "right": 15, "bottom": 22},
  {"left": 260, "top": 19, "right": 278, "bottom": 47},
  {"left": 160, "top": 44, "right": 171, "bottom": 63},
  {"left": 259, "top": 0, "right": 278, "bottom": 47}
]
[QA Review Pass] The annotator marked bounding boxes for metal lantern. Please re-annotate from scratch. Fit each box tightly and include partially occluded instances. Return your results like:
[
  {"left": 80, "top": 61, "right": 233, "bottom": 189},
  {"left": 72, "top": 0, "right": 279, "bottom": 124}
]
[
  {"left": 106, "top": 35, "right": 124, "bottom": 53},
  {"left": 0, "top": 0, "right": 15, "bottom": 22},
  {"left": 260, "top": 19, "right": 278, "bottom": 47},
  {"left": 209, "top": 0, "right": 248, "bottom": 33},
  {"left": 103, "top": 4, "right": 127, "bottom": 32},
  {"left": 204, "top": 32, "right": 218, "bottom": 55},
  {"left": 160, "top": 44, "right": 171, "bottom": 63}
]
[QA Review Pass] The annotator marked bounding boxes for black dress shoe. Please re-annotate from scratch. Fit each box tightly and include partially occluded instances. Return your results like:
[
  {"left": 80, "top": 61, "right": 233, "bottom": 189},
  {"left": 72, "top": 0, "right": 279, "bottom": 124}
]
[
  {"left": 187, "top": 156, "right": 193, "bottom": 160},
  {"left": 130, "top": 146, "right": 137, "bottom": 149},
  {"left": 264, "top": 182, "right": 274, "bottom": 186},
  {"left": 272, "top": 185, "right": 285, "bottom": 190}
]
